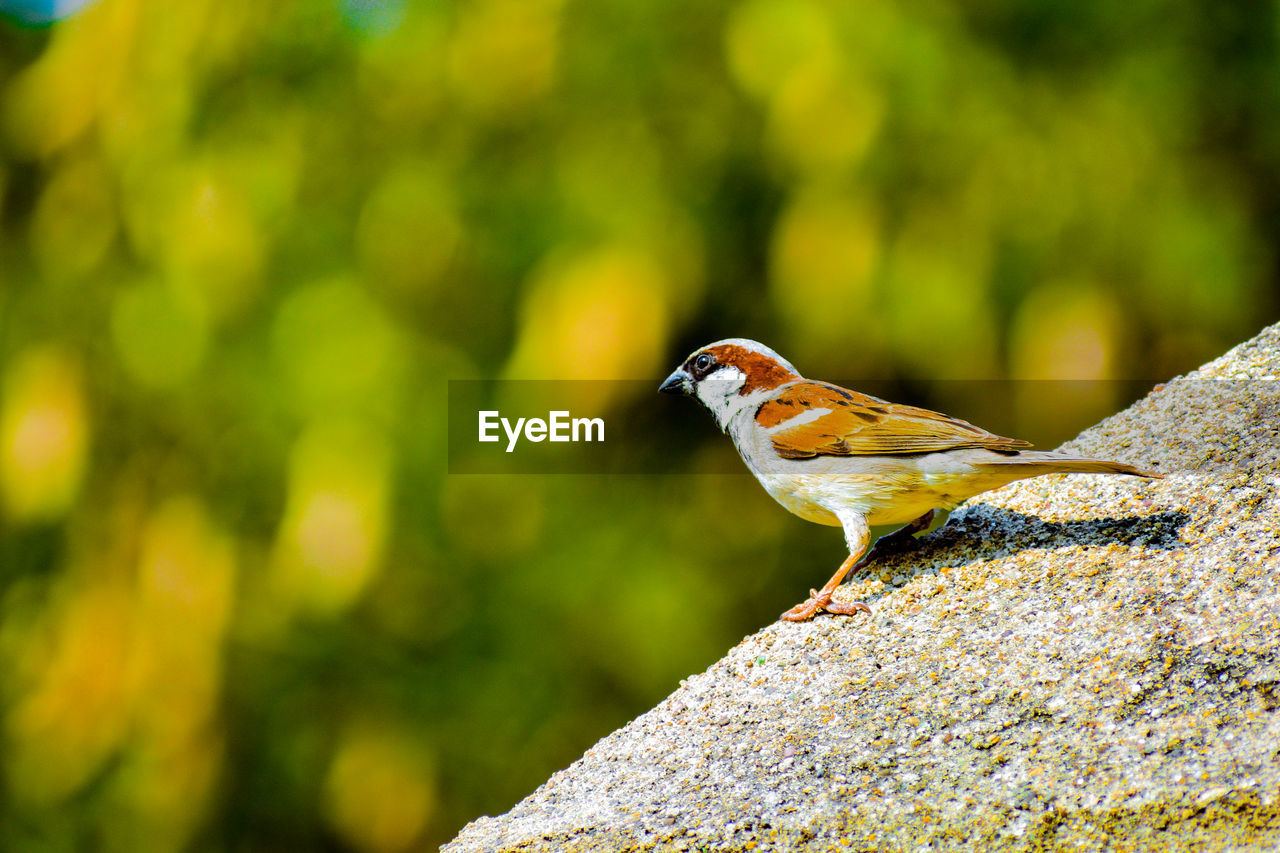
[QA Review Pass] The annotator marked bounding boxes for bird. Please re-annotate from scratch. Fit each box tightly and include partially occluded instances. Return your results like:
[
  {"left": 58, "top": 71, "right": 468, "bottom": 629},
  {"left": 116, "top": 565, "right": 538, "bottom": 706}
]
[{"left": 658, "top": 339, "right": 1161, "bottom": 622}]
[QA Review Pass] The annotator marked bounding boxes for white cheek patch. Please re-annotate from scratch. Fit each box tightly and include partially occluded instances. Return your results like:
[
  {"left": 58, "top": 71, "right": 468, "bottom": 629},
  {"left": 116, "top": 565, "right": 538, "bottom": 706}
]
[
  {"left": 694, "top": 367, "right": 747, "bottom": 430},
  {"left": 762, "top": 407, "right": 832, "bottom": 433},
  {"left": 694, "top": 368, "right": 746, "bottom": 405},
  {"left": 703, "top": 365, "right": 746, "bottom": 388}
]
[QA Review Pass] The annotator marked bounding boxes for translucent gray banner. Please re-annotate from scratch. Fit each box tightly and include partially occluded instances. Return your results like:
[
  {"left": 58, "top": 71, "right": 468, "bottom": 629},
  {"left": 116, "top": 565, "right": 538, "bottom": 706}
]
[{"left": 446, "top": 379, "right": 1190, "bottom": 474}]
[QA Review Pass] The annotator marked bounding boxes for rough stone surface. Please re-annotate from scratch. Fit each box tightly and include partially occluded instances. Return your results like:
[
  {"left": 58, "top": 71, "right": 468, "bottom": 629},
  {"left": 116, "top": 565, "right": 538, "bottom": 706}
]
[{"left": 445, "top": 323, "right": 1280, "bottom": 852}]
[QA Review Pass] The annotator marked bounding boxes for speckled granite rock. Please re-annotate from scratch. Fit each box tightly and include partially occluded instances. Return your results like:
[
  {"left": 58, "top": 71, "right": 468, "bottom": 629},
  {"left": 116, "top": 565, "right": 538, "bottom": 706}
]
[{"left": 446, "top": 324, "right": 1280, "bottom": 852}]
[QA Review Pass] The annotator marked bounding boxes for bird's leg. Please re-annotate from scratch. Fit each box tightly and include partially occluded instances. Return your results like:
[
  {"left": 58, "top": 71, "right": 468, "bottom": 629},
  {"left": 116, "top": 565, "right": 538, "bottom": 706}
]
[
  {"left": 780, "top": 553, "right": 872, "bottom": 621},
  {"left": 781, "top": 513, "right": 871, "bottom": 622}
]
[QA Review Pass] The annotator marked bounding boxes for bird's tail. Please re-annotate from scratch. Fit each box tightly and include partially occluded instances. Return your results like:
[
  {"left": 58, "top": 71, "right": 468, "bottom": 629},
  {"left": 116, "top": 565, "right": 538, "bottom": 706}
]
[{"left": 983, "top": 451, "right": 1162, "bottom": 479}]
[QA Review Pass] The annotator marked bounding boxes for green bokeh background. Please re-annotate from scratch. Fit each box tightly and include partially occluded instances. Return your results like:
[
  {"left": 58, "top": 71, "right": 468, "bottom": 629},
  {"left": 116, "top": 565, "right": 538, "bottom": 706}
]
[{"left": 0, "top": 0, "right": 1276, "bottom": 849}]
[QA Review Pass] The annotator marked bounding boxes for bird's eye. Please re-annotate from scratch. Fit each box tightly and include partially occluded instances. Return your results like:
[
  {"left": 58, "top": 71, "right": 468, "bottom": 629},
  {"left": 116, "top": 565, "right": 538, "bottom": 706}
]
[{"left": 693, "top": 353, "right": 714, "bottom": 373}]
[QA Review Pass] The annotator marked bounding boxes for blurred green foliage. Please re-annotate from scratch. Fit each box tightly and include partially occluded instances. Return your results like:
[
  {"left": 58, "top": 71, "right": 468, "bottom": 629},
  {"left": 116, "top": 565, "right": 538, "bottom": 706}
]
[{"left": 0, "top": 0, "right": 1275, "bottom": 849}]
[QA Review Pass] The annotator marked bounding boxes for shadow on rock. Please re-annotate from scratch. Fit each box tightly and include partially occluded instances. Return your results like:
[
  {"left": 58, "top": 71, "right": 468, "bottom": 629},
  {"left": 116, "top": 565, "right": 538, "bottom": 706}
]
[{"left": 876, "top": 506, "right": 1190, "bottom": 572}]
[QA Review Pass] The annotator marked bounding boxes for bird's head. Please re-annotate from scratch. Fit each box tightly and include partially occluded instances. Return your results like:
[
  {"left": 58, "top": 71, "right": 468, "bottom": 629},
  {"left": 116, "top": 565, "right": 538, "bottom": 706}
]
[{"left": 659, "top": 339, "right": 801, "bottom": 431}]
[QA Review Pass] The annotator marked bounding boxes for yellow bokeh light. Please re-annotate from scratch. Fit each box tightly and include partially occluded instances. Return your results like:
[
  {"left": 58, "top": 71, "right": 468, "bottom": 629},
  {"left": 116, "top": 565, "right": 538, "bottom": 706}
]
[
  {"left": 770, "top": 189, "right": 880, "bottom": 357},
  {"left": 6, "top": 493, "right": 232, "bottom": 845},
  {"left": 126, "top": 495, "right": 234, "bottom": 851},
  {"left": 111, "top": 279, "right": 210, "bottom": 390},
  {"left": 357, "top": 7, "right": 448, "bottom": 129},
  {"left": 272, "top": 277, "right": 407, "bottom": 419},
  {"left": 550, "top": 122, "right": 707, "bottom": 323},
  {"left": 883, "top": 206, "right": 997, "bottom": 378},
  {"left": 324, "top": 721, "right": 436, "bottom": 853},
  {"left": 504, "top": 246, "right": 670, "bottom": 409},
  {"left": 6, "top": 572, "right": 133, "bottom": 805},
  {"left": 116, "top": 156, "right": 265, "bottom": 323},
  {"left": 1, "top": 0, "right": 137, "bottom": 157},
  {"left": 1010, "top": 281, "right": 1123, "bottom": 380},
  {"left": 163, "top": 168, "right": 265, "bottom": 320},
  {"left": 271, "top": 420, "right": 393, "bottom": 617},
  {"left": 134, "top": 497, "right": 236, "bottom": 720},
  {"left": 204, "top": 101, "right": 307, "bottom": 229},
  {"left": 0, "top": 345, "right": 88, "bottom": 522},
  {"left": 766, "top": 64, "right": 884, "bottom": 176},
  {"left": 99, "top": 70, "right": 193, "bottom": 177},
  {"left": 447, "top": 0, "right": 566, "bottom": 117},
  {"left": 113, "top": 729, "right": 225, "bottom": 853},
  {"left": 356, "top": 161, "right": 463, "bottom": 296},
  {"left": 31, "top": 153, "right": 118, "bottom": 282},
  {"left": 1009, "top": 281, "right": 1124, "bottom": 439},
  {"left": 725, "top": 0, "right": 838, "bottom": 101}
]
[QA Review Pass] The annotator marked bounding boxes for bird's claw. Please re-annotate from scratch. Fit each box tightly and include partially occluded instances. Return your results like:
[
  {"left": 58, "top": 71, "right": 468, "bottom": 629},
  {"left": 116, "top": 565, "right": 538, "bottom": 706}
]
[
  {"left": 780, "top": 591, "right": 871, "bottom": 622},
  {"left": 824, "top": 599, "right": 872, "bottom": 616}
]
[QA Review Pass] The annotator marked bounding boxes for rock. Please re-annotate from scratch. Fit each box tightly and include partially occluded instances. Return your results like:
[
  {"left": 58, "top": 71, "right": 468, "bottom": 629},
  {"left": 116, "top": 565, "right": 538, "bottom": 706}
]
[{"left": 445, "top": 323, "right": 1280, "bottom": 852}]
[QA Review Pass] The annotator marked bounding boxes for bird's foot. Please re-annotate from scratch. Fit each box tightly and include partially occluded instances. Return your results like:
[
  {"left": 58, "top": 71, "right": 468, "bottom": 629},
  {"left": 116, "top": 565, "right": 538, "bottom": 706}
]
[
  {"left": 780, "top": 588, "right": 872, "bottom": 622},
  {"left": 825, "top": 598, "right": 873, "bottom": 616}
]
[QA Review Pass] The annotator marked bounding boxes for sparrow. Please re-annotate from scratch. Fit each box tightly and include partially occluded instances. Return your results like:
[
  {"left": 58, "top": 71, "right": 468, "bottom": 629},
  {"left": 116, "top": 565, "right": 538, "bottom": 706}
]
[{"left": 659, "top": 339, "right": 1161, "bottom": 622}]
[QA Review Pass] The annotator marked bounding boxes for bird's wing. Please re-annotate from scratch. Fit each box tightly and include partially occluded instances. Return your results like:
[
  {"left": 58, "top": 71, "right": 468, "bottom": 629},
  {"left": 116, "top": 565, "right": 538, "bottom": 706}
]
[{"left": 756, "top": 381, "right": 1032, "bottom": 459}]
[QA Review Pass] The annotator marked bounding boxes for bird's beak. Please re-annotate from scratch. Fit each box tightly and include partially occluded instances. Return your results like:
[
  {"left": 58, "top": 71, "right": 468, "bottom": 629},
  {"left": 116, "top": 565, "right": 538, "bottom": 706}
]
[{"left": 659, "top": 368, "right": 692, "bottom": 396}]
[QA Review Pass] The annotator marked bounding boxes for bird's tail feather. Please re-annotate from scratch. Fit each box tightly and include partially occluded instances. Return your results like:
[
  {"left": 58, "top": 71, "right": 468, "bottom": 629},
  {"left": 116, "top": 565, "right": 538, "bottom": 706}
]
[{"left": 982, "top": 451, "right": 1161, "bottom": 479}]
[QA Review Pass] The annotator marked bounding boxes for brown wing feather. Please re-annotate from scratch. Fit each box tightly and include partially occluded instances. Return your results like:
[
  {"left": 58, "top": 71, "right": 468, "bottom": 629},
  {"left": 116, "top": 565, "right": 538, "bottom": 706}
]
[{"left": 758, "top": 382, "right": 1032, "bottom": 459}]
